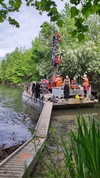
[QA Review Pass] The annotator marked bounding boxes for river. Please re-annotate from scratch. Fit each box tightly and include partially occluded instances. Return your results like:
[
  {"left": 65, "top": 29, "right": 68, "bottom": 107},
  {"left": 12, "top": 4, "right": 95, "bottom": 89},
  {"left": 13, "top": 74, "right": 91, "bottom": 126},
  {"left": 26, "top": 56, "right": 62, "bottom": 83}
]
[
  {"left": 51, "top": 104, "right": 100, "bottom": 137},
  {"left": 0, "top": 84, "right": 40, "bottom": 149},
  {"left": 0, "top": 84, "right": 100, "bottom": 149}
]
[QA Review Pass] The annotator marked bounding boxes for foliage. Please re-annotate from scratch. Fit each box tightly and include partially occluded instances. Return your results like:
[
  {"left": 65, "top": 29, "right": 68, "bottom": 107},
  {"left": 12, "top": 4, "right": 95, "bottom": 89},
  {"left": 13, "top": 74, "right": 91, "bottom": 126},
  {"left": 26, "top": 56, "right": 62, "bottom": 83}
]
[
  {"left": 60, "top": 41, "right": 100, "bottom": 81},
  {"left": 0, "top": 22, "right": 57, "bottom": 83},
  {"left": 31, "top": 22, "right": 57, "bottom": 77},
  {"left": 0, "top": 0, "right": 100, "bottom": 39},
  {"left": 62, "top": 115, "right": 100, "bottom": 178},
  {"left": 69, "top": 0, "right": 100, "bottom": 40},
  {"left": 86, "top": 14, "right": 100, "bottom": 41},
  {"left": 0, "top": 6, "right": 100, "bottom": 84},
  {"left": 56, "top": 5, "right": 100, "bottom": 82},
  {"left": 0, "top": 47, "right": 36, "bottom": 83},
  {"left": 0, "top": 0, "right": 22, "bottom": 27},
  {"left": 33, "top": 116, "right": 100, "bottom": 178},
  {"left": 0, "top": 0, "right": 63, "bottom": 27}
]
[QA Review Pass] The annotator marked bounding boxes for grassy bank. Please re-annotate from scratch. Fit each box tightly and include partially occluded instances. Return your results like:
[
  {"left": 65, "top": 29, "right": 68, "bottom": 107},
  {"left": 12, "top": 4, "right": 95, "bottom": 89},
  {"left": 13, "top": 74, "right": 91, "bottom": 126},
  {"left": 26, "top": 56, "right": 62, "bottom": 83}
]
[{"left": 31, "top": 115, "right": 100, "bottom": 178}]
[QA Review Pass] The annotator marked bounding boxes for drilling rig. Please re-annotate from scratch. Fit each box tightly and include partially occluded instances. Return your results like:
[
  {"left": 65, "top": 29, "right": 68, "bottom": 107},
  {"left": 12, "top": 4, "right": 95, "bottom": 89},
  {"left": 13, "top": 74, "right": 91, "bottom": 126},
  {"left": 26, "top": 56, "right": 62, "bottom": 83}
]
[{"left": 46, "top": 33, "right": 62, "bottom": 90}]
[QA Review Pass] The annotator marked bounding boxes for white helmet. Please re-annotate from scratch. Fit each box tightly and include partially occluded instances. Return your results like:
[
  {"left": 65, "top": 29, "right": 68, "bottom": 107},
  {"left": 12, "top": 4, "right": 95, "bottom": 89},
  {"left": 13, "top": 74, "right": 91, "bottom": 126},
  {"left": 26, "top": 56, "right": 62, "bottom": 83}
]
[
  {"left": 73, "top": 77, "right": 76, "bottom": 80},
  {"left": 84, "top": 74, "right": 87, "bottom": 77}
]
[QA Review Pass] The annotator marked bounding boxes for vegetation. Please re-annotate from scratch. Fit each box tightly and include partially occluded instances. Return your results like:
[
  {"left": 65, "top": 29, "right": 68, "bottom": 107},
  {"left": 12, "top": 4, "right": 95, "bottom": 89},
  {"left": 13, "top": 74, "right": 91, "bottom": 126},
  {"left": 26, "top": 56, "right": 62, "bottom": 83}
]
[
  {"left": 0, "top": 0, "right": 100, "bottom": 40},
  {"left": 0, "top": 4, "right": 100, "bottom": 87},
  {"left": 32, "top": 116, "right": 100, "bottom": 178}
]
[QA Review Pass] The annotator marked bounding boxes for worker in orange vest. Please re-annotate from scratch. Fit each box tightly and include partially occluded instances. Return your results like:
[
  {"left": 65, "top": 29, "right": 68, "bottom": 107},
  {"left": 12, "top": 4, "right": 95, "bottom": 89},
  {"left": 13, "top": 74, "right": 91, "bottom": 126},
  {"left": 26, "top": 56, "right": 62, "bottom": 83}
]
[
  {"left": 82, "top": 74, "right": 89, "bottom": 96},
  {"left": 55, "top": 75, "right": 62, "bottom": 87},
  {"left": 70, "top": 77, "right": 77, "bottom": 89},
  {"left": 82, "top": 74, "right": 89, "bottom": 87}
]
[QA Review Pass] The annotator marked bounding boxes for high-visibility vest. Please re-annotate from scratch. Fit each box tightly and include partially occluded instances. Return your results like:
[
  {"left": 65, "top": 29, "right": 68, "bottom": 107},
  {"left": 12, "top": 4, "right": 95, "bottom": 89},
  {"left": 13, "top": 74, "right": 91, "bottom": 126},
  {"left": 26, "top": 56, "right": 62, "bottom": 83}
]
[
  {"left": 83, "top": 77, "right": 89, "bottom": 86},
  {"left": 55, "top": 77, "right": 62, "bottom": 87},
  {"left": 70, "top": 79, "right": 77, "bottom": 89}
]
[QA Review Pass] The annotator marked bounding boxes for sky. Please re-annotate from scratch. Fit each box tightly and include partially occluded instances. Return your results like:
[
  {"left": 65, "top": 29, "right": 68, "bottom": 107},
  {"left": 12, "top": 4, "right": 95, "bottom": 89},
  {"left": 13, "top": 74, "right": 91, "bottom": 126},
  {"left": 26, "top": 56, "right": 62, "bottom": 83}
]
[{"left": 0, "top": 0, "right": 67, "bottom": 58}]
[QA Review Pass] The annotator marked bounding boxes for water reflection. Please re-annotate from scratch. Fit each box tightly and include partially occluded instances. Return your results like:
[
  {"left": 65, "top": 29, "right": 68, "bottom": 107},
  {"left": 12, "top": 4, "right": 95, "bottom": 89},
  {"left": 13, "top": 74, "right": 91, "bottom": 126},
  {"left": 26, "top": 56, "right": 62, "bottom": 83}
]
[
  {"left": 51, "top": 105, "right": 100, "bottom": 137},
  {"left": 0, "top": 84, "right": 39, "bottom": 148}
]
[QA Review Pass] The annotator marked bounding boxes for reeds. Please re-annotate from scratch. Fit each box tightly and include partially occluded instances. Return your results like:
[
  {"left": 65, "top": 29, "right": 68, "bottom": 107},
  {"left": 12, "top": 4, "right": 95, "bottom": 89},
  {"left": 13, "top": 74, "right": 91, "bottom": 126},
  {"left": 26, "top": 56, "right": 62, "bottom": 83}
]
[
  {"left": 60, "top": 115, "right": 100, "bottom": 178},
  {"left": 32, "top": 115, "right": 100, "bottom": 178}
]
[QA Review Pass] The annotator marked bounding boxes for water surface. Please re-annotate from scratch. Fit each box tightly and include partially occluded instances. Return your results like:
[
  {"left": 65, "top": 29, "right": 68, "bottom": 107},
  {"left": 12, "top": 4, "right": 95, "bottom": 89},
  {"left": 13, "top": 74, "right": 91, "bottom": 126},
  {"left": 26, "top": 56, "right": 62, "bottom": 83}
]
[
  {"left": 51, "top": 105, "right": 100, "bottom": 137},
  {"left": 1, "top": 84, "right": 100, "bottom": 149},
  {"left": 0, "top": 84, "right": 39, "bottom": 148}
]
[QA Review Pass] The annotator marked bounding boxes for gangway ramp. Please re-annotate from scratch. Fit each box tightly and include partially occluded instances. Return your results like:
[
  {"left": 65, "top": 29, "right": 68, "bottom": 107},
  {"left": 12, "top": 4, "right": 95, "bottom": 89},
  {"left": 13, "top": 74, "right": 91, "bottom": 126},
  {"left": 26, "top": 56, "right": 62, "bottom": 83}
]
[{"left": 0, "top": 102, "right": 53, "bottom": 178}]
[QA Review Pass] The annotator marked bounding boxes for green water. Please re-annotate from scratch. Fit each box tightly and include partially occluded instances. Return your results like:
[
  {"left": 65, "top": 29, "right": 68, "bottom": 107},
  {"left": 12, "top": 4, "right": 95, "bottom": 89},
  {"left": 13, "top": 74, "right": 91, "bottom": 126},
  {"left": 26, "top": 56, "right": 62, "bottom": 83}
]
[
  {"left": 51, "top": 105, "right": 100, "bottom": 136},
  {"left": 1, "top": 83, "right": 99, "bottom": 149},
  {"left": 0, "top": 84, "right": 39, "bottom": 148}
]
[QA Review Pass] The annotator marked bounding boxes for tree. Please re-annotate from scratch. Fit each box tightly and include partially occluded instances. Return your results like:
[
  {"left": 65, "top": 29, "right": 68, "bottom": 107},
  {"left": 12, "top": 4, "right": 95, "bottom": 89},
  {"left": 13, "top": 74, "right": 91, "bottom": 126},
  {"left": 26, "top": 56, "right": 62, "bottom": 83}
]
[
  {"left": 31, "top": 22, "right": 57, "bottom": 78},
  {"left": 0, "top": 47, "right": 34, "bottom": 83},
  {"left": 85, "top": 14, "right": 100, "bottom": 41},
  {"left": 54, "top": 4, "right": 100, "bottom": 83},
  {"left": 0, "top": 5, "right": 100, "bottom": 84},
  {"left": 0, "top": 0, "right": 62, "bottom": 27},
  {"left": 0, "top": 0, "right": 100, "bottom": 40},
  {"left": 70, "top": 0, "right": 100, "bottom": 40}
]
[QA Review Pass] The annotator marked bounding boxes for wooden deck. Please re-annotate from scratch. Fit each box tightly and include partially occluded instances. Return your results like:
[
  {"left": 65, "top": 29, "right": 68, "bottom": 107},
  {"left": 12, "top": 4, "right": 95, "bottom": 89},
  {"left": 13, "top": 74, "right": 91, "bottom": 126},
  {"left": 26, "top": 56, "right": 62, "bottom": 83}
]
[
  {"left": 22, "top": 91, "right": 98, "bottom": 110},
  {"left": 0, "top": 102, "right": 53, "bottom": 178},
  {"left": 43, "top": 93, "right": 98, "bottom": 109}
]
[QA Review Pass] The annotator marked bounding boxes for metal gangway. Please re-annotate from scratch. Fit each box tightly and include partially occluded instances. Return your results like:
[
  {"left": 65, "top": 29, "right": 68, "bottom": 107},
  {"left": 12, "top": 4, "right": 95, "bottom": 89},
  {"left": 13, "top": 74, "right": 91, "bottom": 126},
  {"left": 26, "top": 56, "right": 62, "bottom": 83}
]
[{"left": 0, "top": 102, "right": 53, "bottom": 178}]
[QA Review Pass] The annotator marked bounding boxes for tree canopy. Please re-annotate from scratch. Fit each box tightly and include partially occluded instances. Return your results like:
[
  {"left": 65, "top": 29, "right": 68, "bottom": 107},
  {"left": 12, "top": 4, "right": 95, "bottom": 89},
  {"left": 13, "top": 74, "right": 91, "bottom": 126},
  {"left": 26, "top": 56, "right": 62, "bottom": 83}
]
[
  {"left": 0, "top": 4, "right": 100, "bottom": 86},
  {"left": 0, "top": 0, "right": 100, "bottom": 39}
]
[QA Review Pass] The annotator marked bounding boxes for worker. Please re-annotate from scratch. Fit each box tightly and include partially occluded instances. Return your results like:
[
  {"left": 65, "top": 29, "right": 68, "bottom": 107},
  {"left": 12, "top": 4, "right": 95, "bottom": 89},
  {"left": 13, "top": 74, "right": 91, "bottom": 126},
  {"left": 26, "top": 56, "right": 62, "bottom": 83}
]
[
  {"left": 82, "top": 74, "right": 89, "bottom": 87},
  {"left": 55, "top": 75, "right": 62, "bottom": 87},
  {"left": 26, "top": 83, "right": 31, "bottom": 94},
  {"left": 82, "top": 74, "right": 89, "bottom": 97},
  {"left": 64, "top": 80, "right": 70, "bottom": 100},
  {"left": 63, "top": 75, "right": 70, "bottom": 86},
  {"left": 35, "top": 82, "right": 40, "bottom": 98},
  {"left": 70, "top": 77, "right": 77, "bottom": 89},
  {"left": 55, "top": 54, "right": 61, "bottom": 65},
  {"left": 31, "top": 82, "right": 36, "bottom": 99}
]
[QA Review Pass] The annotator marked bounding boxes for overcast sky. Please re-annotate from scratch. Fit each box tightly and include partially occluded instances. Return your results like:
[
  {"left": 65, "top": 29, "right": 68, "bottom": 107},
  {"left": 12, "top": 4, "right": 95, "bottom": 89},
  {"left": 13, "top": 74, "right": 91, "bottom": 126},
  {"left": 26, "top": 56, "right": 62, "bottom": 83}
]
[{"left": 0, "top": 0, "right": 67, "bottom": 58}]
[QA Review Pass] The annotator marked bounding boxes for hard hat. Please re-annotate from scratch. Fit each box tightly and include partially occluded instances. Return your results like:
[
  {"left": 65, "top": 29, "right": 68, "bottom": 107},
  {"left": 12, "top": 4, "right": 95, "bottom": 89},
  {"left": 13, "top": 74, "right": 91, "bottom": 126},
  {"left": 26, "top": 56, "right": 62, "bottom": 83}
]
[
  {"left": 32, "top": 81, "right": 36, "bottom": 84},
  {"left": 73, "top": 77, "right": 76, "bottom": 80},
  {"left": 57, "top": 74, "right": 60, "bottom": 77},
  {"left": 75, "top": 95, "right": 79, "bottom": 99},
  {"left": 84, "top": 74, "right": 87, "bottom": 77},
  {"left": 66, "top": 75, "right": 68, "bottom": 78}
]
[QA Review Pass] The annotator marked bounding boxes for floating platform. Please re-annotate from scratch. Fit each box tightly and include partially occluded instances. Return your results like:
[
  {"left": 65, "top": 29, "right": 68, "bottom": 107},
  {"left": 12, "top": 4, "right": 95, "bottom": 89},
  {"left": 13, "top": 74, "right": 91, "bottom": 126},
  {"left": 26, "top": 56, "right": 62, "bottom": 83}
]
[{"left": 22, "top": 91, "right": 98, "bottom": 109}]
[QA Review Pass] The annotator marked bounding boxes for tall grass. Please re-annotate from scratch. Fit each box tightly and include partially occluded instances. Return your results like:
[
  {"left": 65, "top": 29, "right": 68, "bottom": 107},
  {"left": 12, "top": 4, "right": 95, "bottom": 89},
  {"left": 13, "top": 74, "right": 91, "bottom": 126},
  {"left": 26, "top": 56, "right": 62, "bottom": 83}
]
[
  {"left": 60, "top": 115, "right": 100, "bottom": 178},
  {"left": 32, "top": 115, "right": 100, "bottom": 178}
]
